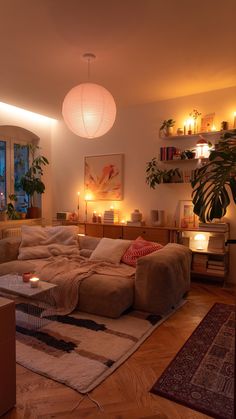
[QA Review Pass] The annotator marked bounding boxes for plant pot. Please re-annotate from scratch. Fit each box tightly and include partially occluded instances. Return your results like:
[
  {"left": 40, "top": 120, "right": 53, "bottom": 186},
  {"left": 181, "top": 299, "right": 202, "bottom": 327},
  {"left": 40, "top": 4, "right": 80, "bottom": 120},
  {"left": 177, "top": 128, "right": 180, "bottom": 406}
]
[
  {"left": 165, "top": 126, "right": 174, "bottom": 137},
  {"left": 27, "top": 207, "right": 41, "bottom": 219}
]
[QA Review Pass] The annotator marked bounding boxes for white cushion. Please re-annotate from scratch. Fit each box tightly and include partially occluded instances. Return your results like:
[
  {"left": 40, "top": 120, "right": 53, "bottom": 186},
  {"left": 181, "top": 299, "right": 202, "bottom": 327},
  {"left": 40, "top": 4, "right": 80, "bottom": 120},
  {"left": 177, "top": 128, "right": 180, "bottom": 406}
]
[
  {"left": 89, "top": 238, "right": 131, "bottom": 264},
  {"left": 18, "top": 225, "right": 79, "bottom": 260}
]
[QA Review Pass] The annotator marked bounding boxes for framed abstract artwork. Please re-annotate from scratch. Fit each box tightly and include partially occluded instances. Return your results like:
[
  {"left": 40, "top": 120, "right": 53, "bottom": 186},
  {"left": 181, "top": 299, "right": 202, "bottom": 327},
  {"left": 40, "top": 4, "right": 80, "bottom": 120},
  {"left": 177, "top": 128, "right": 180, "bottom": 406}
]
[
  {"left": 84, "top": 154, "right": 123, "bottom": 200},
  {"left": 200, "top": 113, "right": 215, "bottom": 132},
  {"left": 179, "top": 200, "right": 197, "bottom": 228}
]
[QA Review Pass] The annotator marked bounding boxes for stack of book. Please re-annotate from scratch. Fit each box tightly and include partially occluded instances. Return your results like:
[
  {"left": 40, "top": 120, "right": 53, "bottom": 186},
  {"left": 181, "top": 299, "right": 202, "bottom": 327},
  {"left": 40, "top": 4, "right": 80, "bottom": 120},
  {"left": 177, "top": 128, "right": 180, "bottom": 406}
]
[
  {"left": 207, "top": 260, "right": 225, "bottom": 276},
  {"left": 160, "top": 146, "right": 177, "bottom": 161},
  {"left": 192, "top": 253, "right": 208, "bottom": 272},
  {"left": 103, "top": 209, "right": 119, "bottom": 224},
  {"left": 207, "top": 235, "right": 225, "bottom": 253},
  {"left": 199, "top": 222, "right": 229, "bottom": 232}
]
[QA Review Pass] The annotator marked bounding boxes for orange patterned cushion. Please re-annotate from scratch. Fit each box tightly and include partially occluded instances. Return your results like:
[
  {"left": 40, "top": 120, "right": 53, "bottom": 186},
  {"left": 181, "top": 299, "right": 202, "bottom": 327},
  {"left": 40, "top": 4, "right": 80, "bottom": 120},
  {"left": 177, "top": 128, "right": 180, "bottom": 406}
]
[{"left": 121, "top": 236, "right": 163, "bottom": 266}]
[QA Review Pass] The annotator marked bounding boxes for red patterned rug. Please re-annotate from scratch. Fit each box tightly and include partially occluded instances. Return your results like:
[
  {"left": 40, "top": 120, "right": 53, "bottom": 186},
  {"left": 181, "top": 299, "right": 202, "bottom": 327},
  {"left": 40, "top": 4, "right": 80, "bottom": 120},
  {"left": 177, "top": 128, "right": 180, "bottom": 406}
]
[{"left": 151, "top": 303, "right": 235, "bottom": 419}]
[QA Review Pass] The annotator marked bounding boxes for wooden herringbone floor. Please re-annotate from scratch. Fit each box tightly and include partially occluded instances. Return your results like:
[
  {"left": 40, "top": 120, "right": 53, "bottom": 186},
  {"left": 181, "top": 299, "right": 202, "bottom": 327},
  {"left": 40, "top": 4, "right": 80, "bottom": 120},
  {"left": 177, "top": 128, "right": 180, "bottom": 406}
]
[{"left": 3, "top": 281, "right": 236, "bottom": 419}]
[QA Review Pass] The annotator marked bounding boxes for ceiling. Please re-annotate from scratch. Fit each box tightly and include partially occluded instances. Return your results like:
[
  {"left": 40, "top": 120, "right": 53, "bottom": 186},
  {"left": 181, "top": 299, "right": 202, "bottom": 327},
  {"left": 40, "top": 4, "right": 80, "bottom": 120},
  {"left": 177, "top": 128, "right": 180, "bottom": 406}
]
[{"left": 0, "top": 0, "right": 236, "bottom": 119}]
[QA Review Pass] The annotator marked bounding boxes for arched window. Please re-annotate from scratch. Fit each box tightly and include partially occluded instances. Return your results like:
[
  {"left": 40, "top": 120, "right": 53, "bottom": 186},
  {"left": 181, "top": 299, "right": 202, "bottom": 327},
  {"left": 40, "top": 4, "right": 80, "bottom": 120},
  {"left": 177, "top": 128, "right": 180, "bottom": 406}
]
[{"left": 0, "top": 126, "right": 39, "bottom": 213}]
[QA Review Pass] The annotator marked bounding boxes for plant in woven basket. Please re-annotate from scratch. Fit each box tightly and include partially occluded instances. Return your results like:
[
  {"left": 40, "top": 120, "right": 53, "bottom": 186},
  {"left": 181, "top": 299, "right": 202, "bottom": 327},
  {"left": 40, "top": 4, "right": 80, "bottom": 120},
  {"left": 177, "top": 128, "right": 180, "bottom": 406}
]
[{"left": 191, "top": 130, "right": 236, "bottom": 222}]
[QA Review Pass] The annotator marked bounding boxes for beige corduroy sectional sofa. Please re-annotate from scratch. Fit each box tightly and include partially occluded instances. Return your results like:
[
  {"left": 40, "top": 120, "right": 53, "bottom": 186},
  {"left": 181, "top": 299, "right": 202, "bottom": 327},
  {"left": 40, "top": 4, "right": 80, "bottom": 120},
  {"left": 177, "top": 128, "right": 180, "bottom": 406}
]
[{"left": 0, "top": 229, "right": 191, "bottom": 318}]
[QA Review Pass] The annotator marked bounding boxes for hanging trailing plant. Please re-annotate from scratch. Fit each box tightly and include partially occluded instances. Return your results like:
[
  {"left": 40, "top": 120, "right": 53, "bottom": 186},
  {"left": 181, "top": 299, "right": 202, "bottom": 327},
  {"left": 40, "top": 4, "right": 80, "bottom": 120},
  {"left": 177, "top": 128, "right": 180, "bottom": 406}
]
[
  {"left": 146, "top": 157, "right": 182, "bottom": 186},
  {"left": 191, "top": 130, "right": 236, "bottom": 222}
]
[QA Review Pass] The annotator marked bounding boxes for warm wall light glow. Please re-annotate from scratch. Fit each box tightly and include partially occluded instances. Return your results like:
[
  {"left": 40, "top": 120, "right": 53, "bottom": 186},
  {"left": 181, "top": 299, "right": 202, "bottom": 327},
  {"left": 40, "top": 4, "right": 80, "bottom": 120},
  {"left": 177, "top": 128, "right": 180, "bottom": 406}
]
[
  {"left": 211, "top": 124, "right": 217, "bottom": 131},
  {"left": 194, "top": 233, "right": 207, "bottom": 250},
  {"left": 84, "top": 192, "right": 93, "bottom": 201},
  {"left": 233, "top": 111, "right": 236, "bottom": 128},
  {"left": 0, "top": 101, "right": 57, "bottom": 124},
  {"left": 187, "top": 117, "right": 194, "bottom": 131}
]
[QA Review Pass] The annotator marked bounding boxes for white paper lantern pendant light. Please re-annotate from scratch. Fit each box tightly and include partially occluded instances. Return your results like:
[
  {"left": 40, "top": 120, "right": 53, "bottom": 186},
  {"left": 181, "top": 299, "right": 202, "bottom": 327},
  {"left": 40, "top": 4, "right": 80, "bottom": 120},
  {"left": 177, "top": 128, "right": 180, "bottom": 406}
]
[{"left": 62, "top": 53, "right": 116, "bottom": 139}]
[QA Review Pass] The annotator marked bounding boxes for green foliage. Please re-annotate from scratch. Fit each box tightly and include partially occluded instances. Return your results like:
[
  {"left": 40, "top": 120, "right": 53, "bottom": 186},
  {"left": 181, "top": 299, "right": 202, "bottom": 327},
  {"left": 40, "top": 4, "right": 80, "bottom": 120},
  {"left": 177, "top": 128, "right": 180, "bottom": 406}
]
[
  {"left": 6, "top": 194, "right": 20, "bottom": 219},
  {"left": 160, "top": 119, "right": 175, "bottom": 130},
  {"left": 20, "top": 144, "right": 49, "bottom": 207},
  {"left": 146, "top": 157, "right": 181, "bottom": 187},
  {"left": 191, "top": 130, "right": 236, "bottom": 222}
]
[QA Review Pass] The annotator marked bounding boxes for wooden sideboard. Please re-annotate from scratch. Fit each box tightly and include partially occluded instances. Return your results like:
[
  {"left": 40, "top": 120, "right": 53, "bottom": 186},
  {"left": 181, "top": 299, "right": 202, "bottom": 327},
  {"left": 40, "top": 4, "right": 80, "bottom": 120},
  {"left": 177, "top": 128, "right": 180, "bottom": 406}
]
[
  {"left": 79, "top": 222, "right": 174, "bottom": 245},
  {"left": 0, "top": 297, "right": 16, "bottom": 416}
]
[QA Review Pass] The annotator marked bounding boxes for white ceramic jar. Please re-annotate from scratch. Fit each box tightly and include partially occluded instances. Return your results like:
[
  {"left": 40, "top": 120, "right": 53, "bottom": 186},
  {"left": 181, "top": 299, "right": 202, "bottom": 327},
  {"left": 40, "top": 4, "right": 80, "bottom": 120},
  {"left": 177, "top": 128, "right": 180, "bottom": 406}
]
[{"left": 131, "top": 209, "right": 142, "bottom": 222}]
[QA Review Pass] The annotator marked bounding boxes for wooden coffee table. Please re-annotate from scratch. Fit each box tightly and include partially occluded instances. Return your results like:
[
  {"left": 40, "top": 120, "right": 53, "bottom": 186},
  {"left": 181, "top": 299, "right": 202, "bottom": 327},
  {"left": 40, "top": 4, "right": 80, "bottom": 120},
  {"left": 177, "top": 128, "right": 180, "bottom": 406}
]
[{"left": 0, "top": 274, "right": 58, "bottom": 330}]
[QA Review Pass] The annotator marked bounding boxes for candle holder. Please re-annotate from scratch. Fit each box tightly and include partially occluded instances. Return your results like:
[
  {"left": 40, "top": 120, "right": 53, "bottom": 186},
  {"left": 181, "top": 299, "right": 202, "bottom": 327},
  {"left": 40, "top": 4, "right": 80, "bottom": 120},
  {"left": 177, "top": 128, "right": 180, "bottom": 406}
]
[{"left": 30, "top": 277, "right": 40, "bottom": 288}]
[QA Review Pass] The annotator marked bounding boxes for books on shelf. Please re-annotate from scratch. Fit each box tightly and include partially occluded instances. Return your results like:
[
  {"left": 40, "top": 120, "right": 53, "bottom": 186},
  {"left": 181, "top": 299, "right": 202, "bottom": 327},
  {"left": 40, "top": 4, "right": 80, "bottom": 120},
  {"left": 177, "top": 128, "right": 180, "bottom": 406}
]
[
  {"left": 208, "top": 260, "right": 224, "bottom": 267},
  {"left": 160, "top": 147, "right": 177, "bottom": 161},
  {"left": 192, "top": 254, "right": 208, "bottom": 271},
  {"left": 207, "top": 235, "right": 225, "bottom": 252},
  {"left": 206, "top": 268, "right": 225, "bottom": 276},
  {"left": 199, "top": 222, "right": 229, "bottom": 232}
]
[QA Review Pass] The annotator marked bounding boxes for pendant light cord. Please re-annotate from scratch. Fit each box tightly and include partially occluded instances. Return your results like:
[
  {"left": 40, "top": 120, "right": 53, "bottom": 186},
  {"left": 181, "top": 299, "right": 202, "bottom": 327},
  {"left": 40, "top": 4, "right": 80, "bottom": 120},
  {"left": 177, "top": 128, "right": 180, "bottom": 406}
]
[{"left": 83, "top": 52, "right": 96, "bottom": 82}]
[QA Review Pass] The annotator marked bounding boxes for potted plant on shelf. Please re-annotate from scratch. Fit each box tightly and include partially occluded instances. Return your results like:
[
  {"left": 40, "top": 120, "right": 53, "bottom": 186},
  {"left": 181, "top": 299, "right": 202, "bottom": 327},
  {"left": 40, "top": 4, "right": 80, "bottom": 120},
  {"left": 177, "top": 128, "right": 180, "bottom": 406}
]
[
  {"left": 146, "top": 157, "right": 182, "bottom": 186},
  {"left": 160, "top": 119, "right": 175, "bottom": 137},
  {"left": 191, "top": 130, "right": 236, "bottom": 222},
  {"left": 181, "top": 148, "right": 196, "bottom": 160},
  {"left": 6, "top": 194, "right": 20, "bottom": 220},
  {"left": 20, "top": 144, "right": 49, "bottom": 219}
]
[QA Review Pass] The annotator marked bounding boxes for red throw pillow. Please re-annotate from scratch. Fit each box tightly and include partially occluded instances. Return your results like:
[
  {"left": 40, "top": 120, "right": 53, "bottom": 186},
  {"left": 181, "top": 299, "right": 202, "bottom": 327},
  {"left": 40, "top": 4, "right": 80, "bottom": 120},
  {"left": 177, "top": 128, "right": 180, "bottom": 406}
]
[{"left": 121, "top": 236, "right": 163, "bottom": 266}]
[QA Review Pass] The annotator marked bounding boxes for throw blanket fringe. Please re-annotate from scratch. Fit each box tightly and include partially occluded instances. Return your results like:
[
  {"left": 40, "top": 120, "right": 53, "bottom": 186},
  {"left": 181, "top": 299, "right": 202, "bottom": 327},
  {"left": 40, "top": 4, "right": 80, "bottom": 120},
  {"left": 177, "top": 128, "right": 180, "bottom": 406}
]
[{"left": 71, "top": 393, "right": 104, "bottom": 412}]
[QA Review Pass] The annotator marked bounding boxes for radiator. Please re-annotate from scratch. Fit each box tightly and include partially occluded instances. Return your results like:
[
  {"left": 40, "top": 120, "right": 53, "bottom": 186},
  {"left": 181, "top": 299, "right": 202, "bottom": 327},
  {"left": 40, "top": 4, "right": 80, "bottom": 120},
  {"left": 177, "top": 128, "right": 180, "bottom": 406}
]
[{"left": 2, "top": 228, "right": 22, "bottom": 239}]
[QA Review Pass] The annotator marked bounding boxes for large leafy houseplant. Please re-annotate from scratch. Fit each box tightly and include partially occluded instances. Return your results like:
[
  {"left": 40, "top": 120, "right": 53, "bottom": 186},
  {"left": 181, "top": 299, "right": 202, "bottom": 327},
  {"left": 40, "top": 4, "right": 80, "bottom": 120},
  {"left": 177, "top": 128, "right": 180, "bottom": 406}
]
[
  {"left": 191, "top": 130, "right": 236, "bottom": 222},
  {"left": 21, "top": 144, "right": 49, "bottom": 217}
]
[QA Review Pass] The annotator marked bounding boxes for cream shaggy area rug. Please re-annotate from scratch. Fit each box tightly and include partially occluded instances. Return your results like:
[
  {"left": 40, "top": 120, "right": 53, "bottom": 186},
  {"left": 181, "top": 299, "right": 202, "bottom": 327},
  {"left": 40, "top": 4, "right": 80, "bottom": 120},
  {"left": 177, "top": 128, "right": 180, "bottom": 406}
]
[{"left": 15, "top": 302, "right": 184, "bottom": 393}]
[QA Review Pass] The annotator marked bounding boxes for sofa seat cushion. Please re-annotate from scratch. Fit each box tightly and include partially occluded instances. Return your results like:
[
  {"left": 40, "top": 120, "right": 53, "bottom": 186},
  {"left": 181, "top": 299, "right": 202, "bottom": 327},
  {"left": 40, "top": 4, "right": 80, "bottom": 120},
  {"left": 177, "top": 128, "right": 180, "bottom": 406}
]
[{"left": 78, "top": 274, "right": 134, "bottom": 318}]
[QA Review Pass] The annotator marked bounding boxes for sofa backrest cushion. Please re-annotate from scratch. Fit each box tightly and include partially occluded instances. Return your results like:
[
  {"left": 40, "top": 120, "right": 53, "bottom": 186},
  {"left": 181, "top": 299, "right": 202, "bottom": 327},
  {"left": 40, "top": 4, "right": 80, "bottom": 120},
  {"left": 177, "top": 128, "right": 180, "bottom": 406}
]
[
  {"left": 89, "top": 237, "right": 131, "bottom": 264},
  {"left": 78, "top": 235, "right": 101, "bottom": 251},
  {"left": 18, "top": 225, "right": 79, "bottom": 260},
  {"left": 121, "top": 236, "right": 163, "bottom": 266},
  {"left": 0, "top": 237, "right": 21, "bottom": 264}
]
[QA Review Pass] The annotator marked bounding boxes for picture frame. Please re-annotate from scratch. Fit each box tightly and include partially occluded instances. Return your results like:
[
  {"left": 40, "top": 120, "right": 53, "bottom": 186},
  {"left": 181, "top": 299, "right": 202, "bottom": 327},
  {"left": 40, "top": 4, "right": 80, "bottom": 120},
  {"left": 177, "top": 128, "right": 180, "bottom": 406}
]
[
  {"left": 84, "top": 154, "right": 123, "bottom": 200},
  {"left": 179, "top": 200, "right": 197, "bottom": 228},
  {"left": 200, "top": 113, "right": 215, "bottom": 133}
]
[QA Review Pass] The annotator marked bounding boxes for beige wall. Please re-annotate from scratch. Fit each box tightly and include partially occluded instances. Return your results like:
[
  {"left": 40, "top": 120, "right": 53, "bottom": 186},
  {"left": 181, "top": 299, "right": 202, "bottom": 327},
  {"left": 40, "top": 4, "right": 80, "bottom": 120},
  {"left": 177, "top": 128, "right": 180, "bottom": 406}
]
[{"left": 51, "top": 85, "right": 236, "bottom": 283}]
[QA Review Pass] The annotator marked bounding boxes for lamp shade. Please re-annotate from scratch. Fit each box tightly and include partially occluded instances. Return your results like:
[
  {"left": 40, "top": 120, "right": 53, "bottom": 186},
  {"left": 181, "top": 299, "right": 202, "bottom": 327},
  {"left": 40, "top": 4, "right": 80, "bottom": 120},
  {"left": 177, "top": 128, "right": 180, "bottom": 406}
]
[
  {"left": 62, "top": 82, "right": 116, "bottom": 139},
  {"left": 196, "top": 136, "right": 210, "bottom": 158}
]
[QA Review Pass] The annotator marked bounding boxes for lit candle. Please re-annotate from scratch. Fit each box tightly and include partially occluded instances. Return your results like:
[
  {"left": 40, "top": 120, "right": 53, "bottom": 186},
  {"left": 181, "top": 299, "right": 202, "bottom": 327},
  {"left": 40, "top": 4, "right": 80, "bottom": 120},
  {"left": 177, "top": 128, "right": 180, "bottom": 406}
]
[
  {"left": 92, "top": 211, "right": 97, "bottom": 223},
  {"left": 77, "top": 191, "right": 80, "bottom": 210},
  {"left": 97, "top": 214, "right": 102, "bottom": 223},
  {"left": 234, "top": 112, "right": 236, "bottom": 129},
  {"left": 183, "top": 121, "right": 187, "bottom": 135},
  {"left": 110, "top": 205, "right": 114, "bottom": 210},
  {"left": 187, "top": 118, "right": 193, "bottom": 135},
  {"left": 0, "top": 192, "right": 4, "bottom": 209},
  {"left": 30, "top": 277, "right": 40, "bottom": 288},
  {"left": 121, "top": 219, "right": 126, "bottom": 224}
]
